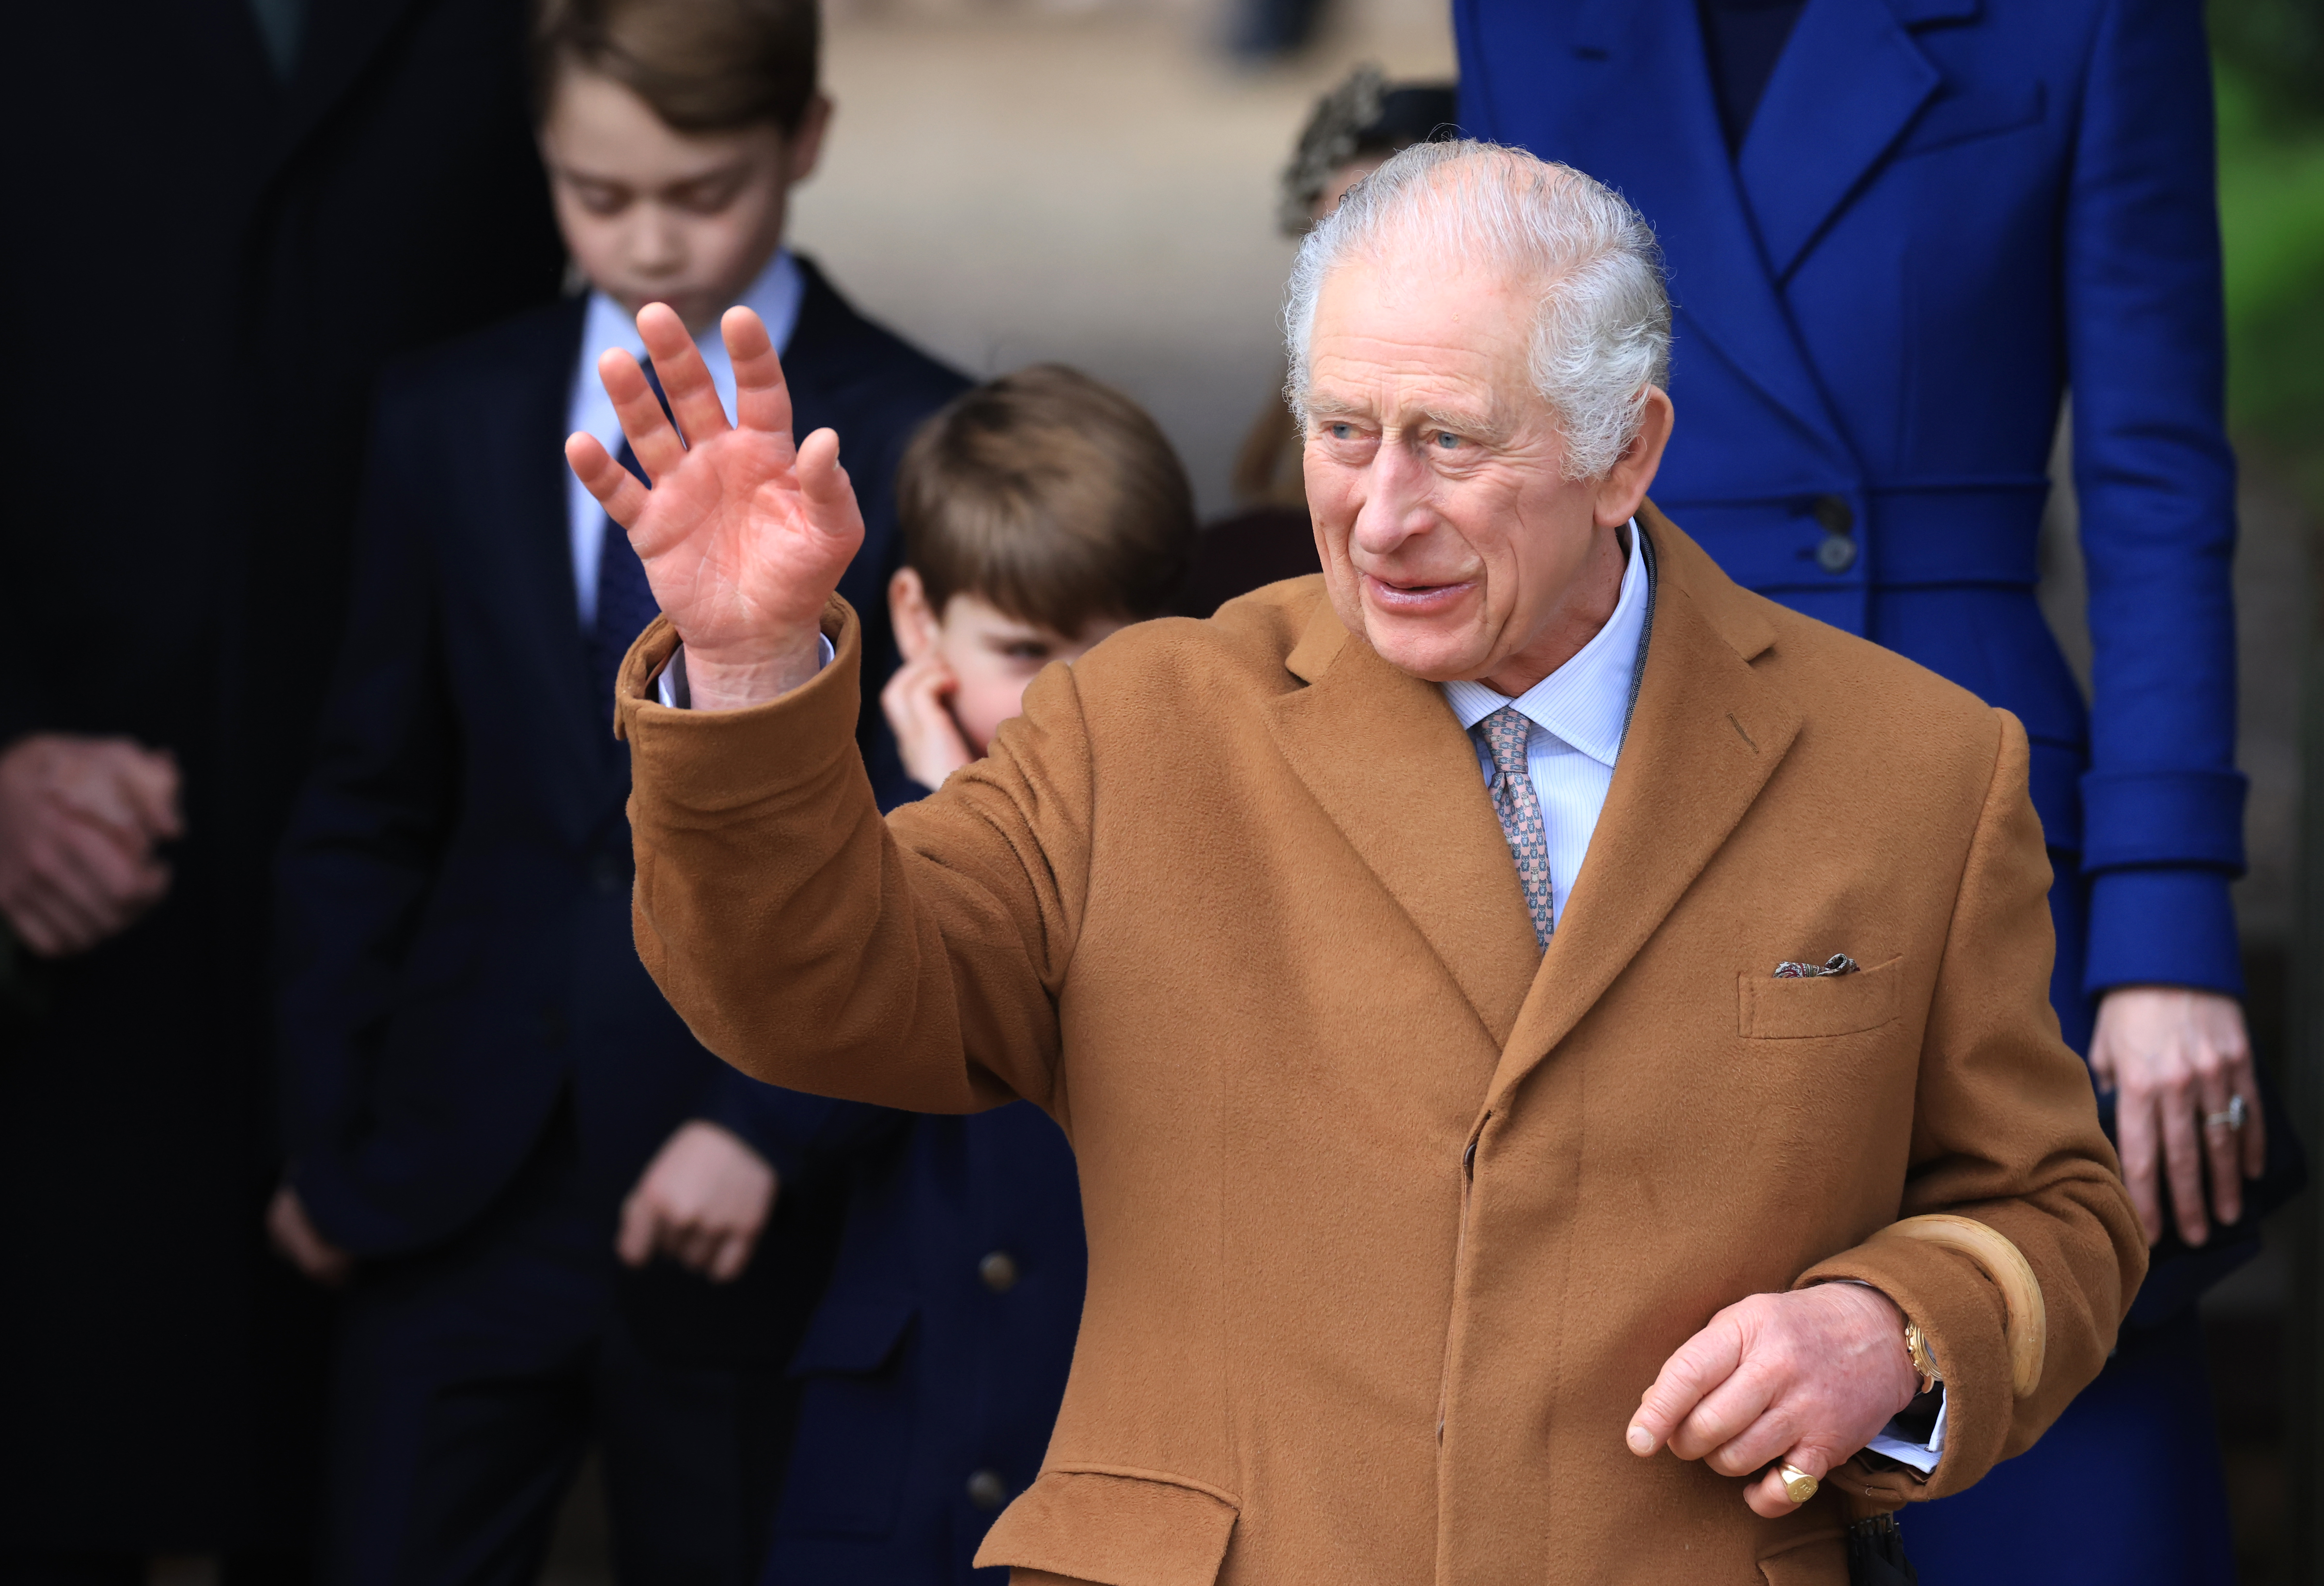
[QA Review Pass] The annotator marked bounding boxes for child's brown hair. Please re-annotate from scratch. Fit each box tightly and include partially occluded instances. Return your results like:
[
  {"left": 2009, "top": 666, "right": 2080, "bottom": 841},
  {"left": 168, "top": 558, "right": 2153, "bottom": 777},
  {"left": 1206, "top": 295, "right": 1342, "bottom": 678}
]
[
  {"left": 530, "top": 0, "right": 820, "bottom": 135},
  {"left": 898, "top": 366, "right": 1196, "bottom": 634}
]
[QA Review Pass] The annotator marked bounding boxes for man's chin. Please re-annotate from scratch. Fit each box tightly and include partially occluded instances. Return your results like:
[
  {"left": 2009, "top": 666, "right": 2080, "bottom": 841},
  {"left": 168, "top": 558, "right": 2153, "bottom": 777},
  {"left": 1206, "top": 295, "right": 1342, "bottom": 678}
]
[{"left": 1361, "top": 617, "right": 1488, "bottom": 685}]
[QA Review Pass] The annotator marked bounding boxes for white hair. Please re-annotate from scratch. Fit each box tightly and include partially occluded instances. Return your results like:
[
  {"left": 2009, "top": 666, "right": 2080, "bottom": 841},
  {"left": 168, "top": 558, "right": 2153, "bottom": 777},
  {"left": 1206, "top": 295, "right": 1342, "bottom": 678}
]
[{"left": 1284, "top": 140, "right": 1671, "bottom": 481}]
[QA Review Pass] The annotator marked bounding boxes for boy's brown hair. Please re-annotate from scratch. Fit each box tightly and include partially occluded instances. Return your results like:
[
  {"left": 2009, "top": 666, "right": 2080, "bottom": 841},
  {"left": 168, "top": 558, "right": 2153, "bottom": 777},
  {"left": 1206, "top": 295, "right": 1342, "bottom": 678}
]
[
  {"left": 530, "top": 0, "right": 820, "bottom": 135},
  {"left": 898, "top": 366, "right": 1196, "bottom": 635}
]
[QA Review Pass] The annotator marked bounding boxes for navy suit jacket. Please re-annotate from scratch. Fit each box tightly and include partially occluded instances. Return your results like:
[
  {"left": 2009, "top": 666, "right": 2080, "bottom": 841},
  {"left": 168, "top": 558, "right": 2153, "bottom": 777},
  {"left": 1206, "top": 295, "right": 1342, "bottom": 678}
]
[
  {"left": 275, "top": 260, "right": 966, "bottom": 1267},
  {"left": 1457, "top": 0, "right": 2246, "bottom": 1002}
]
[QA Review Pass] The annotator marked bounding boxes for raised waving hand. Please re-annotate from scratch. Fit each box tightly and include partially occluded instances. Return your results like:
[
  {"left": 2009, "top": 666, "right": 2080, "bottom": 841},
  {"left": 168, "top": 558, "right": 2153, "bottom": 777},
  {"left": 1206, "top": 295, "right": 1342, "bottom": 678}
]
[{"left": 566, "top": 302, "right": 863, "bottom": 710}]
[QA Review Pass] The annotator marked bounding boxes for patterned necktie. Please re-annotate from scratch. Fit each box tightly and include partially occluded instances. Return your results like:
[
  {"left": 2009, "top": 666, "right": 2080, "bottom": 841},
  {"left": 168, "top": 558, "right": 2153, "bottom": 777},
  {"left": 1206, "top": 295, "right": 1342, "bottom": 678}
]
[{"left": 1477, "top": 705, "right": 1555, "bottom": 948}]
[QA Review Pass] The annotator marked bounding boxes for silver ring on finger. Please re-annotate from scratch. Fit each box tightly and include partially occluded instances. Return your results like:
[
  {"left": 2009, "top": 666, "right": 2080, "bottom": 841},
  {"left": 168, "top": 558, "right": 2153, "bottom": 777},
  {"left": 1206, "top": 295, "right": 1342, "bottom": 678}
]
[{"left": 2203, "top": 1096, "right": 2247, "bottom": 1132}]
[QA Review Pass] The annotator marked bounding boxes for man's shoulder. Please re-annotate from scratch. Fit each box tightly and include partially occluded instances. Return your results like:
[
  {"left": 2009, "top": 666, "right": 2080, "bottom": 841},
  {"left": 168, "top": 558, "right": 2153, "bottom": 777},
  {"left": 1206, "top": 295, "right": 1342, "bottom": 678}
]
[{"left": 1067, "top": 577, "right": 1333, "bottom": 713}]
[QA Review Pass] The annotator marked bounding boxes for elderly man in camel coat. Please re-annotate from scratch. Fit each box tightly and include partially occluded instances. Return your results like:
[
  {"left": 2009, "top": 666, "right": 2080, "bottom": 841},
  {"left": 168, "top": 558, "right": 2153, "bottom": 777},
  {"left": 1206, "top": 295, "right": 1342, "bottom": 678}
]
[{"left": 566, "top": 142, "right": 2143, "bottom": 1585}]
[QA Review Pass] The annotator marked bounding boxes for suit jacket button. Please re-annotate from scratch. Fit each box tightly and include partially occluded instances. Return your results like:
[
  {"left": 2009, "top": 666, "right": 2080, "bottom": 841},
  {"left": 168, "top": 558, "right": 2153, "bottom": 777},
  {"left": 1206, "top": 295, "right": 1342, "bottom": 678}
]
[
  {"left": 966, "top": 1468, "right": 1009, "bottom": 1510},
  {"left": 1816, "top": 533, "right": 1858, "bottom": 573},
  {"left": 1811, "top": 493, "right": 1855, "bottom": 534},
  {"left": 979, "top": 1251, "right": 1020, "bottom": 1293}
]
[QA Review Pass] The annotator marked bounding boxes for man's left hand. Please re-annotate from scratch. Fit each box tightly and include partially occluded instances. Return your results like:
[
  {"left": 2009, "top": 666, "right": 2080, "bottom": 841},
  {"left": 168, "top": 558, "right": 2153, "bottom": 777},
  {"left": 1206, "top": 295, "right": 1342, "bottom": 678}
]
[
  {"left": 617, "top": 1120, "right": 778, "bottom": 1282},
  {"left": 1627, "top": 1283, "right": 1920, "bottom": 1517}
]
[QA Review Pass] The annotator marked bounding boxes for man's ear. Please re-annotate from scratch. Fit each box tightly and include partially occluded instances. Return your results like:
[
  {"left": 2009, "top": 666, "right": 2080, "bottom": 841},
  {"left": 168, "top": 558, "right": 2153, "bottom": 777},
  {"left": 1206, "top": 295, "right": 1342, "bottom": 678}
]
[
  {"left": 785, "top": 94, "right": 833, "bottom": 186},
  {"left": 890, "top": 566, "right": 939, "bottom": 661},
  {"left": 1593, "top": 386, "right": 1674, "bottom": 529}
]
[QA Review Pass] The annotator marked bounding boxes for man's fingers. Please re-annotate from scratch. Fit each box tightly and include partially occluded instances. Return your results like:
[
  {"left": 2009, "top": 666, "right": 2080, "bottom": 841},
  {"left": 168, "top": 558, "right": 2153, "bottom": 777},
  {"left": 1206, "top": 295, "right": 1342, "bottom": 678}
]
[
  {"left": 1699, "top": 1401, "right": 1796, "bottom": 1476},
  {"left": 725, "top": 306, "right": 795, "bottom": 438},
  {"left": 1630, "top": 1320, "right": 1743, "bottom": 1454},
  {"left": 597, "top": 347, "right": 688, "bottom": 481},
  {"left": 567, "top": 433, "right": 652, "bottom": 530},
  {"left": 2200, "top": 1052, "right": 2246, "bottom": 1228},
  {"left": 795, "top": 428, "right": 862, "bottom": 545},
  {"left": 636, "top": 301, "right": 734, "bottom": 446},
  {"left": 707, "top": 1229, "right": 755, "bottom": 1284},
  {"left": 1744, "top": 1448, "right": 1828, "bottom": 1520},
  {"left": 108, "top": 747, "right": 183, "bottom": 840}
]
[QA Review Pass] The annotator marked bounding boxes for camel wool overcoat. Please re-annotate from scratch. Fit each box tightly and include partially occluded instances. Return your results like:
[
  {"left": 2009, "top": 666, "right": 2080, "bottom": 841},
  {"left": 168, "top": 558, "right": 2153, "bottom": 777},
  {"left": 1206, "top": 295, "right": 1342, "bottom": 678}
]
[{"left": 615, "top": 508, "right": 2143, "bottom": 1586}]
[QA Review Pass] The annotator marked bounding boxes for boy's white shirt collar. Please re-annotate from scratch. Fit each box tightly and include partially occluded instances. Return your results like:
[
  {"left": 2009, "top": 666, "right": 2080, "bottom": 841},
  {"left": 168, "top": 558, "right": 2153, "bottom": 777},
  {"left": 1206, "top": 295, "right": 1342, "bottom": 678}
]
[{"left": 567, "top": 249, "right": 806, "bottom": 627}]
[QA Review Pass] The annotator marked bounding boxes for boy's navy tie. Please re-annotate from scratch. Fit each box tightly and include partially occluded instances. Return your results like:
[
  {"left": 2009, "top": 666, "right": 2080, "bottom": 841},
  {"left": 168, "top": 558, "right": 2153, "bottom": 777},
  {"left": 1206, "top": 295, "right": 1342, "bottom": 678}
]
[{"left": 590, "top": 360, "right": 672, "bottom": 745}]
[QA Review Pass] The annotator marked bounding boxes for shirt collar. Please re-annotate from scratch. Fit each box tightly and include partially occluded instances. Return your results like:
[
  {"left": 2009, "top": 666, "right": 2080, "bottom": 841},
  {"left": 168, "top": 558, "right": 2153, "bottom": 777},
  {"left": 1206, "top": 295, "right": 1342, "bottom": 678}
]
[
  {"left": 577, "top": 247, "right": 806, "bottom": 404},
  {"left": 1439, "top": 518, "right": 1649, "bottom": 769}
]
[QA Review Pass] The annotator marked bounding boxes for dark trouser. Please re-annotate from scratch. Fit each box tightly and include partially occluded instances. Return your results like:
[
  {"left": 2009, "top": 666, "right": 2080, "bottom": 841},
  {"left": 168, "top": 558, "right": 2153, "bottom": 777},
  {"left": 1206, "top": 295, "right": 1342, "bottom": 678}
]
[{"left": 322, "top": 1116, "right": 800, "bottom": 1586}]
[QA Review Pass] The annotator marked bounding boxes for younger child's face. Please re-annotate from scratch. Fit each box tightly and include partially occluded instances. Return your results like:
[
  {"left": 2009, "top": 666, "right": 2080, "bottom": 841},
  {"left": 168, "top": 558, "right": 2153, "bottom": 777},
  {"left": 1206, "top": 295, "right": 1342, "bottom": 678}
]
[
  {"left": 539, "top": 64, "right": 830, "bottom": 333},
  {"left": 891, "top": 571, "right": 1127, "bottom": 756}
]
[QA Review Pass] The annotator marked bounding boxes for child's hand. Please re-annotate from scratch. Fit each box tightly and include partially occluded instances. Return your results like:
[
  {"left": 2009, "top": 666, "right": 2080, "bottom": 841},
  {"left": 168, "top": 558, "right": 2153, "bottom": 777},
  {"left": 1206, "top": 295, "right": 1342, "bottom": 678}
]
[
  {"left": 883, "top": 651, "right": 976, "bottom": 791},
  {"left": 266, "top": 1183, "right": 353, "bottom": 1288},
  {"left": 565, "top": 303, "right": 862, "bottom": 711},
  {"left": 616, "top": 1121, "right": 778, "bottom": 1283}
]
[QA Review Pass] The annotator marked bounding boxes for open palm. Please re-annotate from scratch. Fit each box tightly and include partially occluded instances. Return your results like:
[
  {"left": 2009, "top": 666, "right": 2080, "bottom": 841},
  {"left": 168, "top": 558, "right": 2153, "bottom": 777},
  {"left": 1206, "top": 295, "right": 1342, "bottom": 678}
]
[{"left": 566, "top": 303, "right": 863, "bottom": 707}]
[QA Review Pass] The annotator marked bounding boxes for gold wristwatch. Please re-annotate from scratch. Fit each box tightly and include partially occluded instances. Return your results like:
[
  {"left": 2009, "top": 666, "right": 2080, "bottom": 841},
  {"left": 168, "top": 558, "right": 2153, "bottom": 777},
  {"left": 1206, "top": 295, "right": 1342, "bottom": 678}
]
[{"left": 1903, "top": 1319, "right": 1941, "bottom": 1397}]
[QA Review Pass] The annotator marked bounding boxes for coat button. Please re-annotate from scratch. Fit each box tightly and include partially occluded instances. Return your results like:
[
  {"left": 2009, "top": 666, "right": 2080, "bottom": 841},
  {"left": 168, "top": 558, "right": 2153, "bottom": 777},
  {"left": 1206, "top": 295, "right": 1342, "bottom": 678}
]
[
  {"left": 1811, "top": 494, "right": 1855, "bottom": 535},
  {"left": 1816, "top": 534, "right": 1858, "bottom": 573},
  {"left": 978, "top": 1251, "right": 1020, "bottom": 1293},
  {"left": 966, "top": 1469, "right": 1009, "bottom": 1510}
]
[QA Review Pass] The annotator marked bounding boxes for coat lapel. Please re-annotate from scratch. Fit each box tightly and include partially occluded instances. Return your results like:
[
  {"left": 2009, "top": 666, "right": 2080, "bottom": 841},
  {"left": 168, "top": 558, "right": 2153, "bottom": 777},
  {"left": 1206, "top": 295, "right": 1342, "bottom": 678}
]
[
  {"left": 1486, "top": 508, "right": 1803, "bottom": 1108},
  {"left": 1736, "top": 0, "right": 1942, "bottom": 282},
  {"left": 1566, "top": 0, "right": 1854, "bottom": 471},
  {"left": 1267, "top": 608, "right": 1543, "bottom": 1048}
]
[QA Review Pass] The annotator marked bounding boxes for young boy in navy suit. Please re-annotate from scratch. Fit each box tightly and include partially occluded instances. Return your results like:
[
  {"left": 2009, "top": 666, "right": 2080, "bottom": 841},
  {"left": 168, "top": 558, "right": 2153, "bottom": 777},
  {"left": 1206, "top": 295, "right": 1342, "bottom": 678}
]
[
  {"left": 269, "top": 0, "right": 963, "bottom": 1579},
  {"left": 762, "top": 366, "right": 1192, "bottom": 1584}
]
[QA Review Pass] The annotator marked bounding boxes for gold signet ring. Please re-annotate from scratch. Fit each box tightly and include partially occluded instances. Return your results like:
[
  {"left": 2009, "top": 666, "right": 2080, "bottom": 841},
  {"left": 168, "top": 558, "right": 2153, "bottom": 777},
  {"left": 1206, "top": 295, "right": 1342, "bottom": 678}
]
[{"left": 1777, "top": 1463, "right": 1819, "bottom": 1505}]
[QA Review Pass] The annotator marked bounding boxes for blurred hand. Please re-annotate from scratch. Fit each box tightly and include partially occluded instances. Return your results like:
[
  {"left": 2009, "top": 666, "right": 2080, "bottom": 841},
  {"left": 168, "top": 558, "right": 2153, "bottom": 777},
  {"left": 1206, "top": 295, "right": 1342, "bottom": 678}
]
[
  {"left": 267, "top": 1183, "right": 353, "bottom": 1288},
  {"left": 564, "top": 303, "right": 864, "bottom": 712},
  {"left": 617, "top": 1120, "right": 778, "bottom": 1283},
  {"left": 2090, "top": 986, "right": 2264, "bottom": 1246},
  {"left": 1627, "top": 1284, "right": 1920, "bottom": 1518},
  {"left": 882, "top": 651, "right": 975, "bottom": 790},
  {"left": 0, "top": 734, "right": 181, "bottom": 957}
]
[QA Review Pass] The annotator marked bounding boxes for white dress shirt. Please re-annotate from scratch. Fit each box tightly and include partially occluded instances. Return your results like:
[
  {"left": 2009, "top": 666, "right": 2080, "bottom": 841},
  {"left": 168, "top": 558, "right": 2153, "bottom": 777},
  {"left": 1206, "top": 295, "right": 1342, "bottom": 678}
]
[{"left": 568, "top": 248, "right": 806, "bottom": 628}]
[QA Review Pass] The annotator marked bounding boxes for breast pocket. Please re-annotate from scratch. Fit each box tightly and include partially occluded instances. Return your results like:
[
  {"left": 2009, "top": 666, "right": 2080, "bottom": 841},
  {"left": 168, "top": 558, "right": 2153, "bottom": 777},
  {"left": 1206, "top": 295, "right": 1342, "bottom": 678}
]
[{"left": 1737, "top": 955, "right": 1904, "bottom": 1040}]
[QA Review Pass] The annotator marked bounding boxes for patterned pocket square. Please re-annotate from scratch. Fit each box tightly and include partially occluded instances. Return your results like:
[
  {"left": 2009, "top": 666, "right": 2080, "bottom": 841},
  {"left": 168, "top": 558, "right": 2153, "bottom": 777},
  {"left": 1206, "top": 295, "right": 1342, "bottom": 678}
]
[{"left": 1773, "top": 953, "right": 1859, "bottom": 979}]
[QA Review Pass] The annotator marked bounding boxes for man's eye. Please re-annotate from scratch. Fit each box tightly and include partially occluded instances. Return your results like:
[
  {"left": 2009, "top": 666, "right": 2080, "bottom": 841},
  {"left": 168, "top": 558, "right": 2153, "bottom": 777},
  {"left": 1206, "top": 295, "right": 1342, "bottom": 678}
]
[
  {"left": 1432, "top": 430, "right": 1461, "bottom": 449},
  {"left": 1328, "top": 423, "right": 1355, "bottom": 440}
]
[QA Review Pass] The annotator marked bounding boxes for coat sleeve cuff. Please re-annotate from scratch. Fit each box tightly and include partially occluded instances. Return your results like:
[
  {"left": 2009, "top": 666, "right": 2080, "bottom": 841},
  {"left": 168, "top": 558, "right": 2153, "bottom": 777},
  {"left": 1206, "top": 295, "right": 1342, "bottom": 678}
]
[
  {"left": 2081, "top": 865, "right": 2245, "bottom": 998},
  {"left": 1795, "top": 1227, "right": 2016, "bottom": 1502},
  {"left": 2078, "top": 767, "right": 2245, "bottom": 872}
]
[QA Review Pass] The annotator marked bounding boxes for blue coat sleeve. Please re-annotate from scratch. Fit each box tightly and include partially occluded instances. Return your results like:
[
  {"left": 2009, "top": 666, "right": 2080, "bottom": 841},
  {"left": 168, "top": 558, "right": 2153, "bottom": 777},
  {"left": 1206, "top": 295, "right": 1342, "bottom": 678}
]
[
  {"left": 2064, "top": 0, "right": 2247, "bottom": 997},
  {"left": 272, "top": 374, "right": 464, "bottom": 1250}
]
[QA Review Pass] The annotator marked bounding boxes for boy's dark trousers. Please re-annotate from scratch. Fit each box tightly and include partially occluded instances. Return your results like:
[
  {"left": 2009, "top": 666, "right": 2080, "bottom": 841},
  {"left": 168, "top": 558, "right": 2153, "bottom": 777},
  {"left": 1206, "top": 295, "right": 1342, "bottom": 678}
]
[
  {"left": 324, "top": 1102, "right": 839, "bottom": 1586},
  {"left": 274, "top": 262, "right": 968, "bottom": 1586}
]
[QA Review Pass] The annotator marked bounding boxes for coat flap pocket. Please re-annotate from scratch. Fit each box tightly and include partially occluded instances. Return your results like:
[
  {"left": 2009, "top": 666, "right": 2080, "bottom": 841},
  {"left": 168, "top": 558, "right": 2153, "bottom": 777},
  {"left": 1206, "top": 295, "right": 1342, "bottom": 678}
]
[
  {"left": 974, "top": 1467, "right": 1240, "bottom": 1586},
  {"left": 1739, "top": 955, "right": 1903, "bottom": 1039},
  {"left": 786, "top": 1295, "right": 916, "bottom": 1376}
]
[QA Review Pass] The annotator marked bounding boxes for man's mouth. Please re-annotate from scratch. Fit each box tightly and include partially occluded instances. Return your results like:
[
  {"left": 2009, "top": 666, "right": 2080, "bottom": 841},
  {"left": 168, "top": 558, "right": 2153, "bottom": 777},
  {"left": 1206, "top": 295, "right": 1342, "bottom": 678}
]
[{"left": 1361, "top": 571, "right": 1476, "bottom": 614}]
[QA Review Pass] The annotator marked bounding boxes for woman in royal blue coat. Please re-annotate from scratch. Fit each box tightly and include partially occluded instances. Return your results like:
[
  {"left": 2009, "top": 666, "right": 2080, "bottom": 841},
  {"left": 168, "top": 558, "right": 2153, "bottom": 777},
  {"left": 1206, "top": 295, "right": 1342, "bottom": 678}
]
[{"left": 1455, "top": 0, "right": 2263, "bottom": 1579}]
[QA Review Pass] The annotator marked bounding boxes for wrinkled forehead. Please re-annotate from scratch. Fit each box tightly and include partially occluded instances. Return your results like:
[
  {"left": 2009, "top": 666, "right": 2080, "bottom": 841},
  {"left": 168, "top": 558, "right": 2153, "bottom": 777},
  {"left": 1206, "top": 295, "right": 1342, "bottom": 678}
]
[{"left": 1303, "top": 244, "right": 1542, "bottom": 425}]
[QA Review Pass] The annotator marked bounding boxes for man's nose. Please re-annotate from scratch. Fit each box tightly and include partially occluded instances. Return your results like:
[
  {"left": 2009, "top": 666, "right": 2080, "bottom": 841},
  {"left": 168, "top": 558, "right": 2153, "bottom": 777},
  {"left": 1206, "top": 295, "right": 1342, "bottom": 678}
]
[{"left": 1349, "top": 440, "right": 1433, "bottom": 558}]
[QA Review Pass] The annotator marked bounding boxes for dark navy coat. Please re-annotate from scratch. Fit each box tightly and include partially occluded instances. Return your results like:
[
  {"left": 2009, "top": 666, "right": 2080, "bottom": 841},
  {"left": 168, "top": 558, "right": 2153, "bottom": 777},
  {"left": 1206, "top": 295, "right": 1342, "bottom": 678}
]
[
  {"left": 763, "top": 861, "right": 1086, "bottom": 1577},
  {"left": 275, "top": 261, "right": 964, "bottom": 1275},
  {"left": 1456, "top": 0, "right": 2247, "bottom": 1036}
]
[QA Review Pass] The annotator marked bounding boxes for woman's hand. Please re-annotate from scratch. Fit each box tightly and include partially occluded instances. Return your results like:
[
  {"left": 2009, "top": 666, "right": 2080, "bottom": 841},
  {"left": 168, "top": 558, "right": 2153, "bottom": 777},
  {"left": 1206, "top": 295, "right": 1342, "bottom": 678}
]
[
  {"left": 2090, "top": 986, "right": 2265, "bottom": 1246},
  {"left": 565, "top": 303, "right": 864, "bottom": 711}
]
